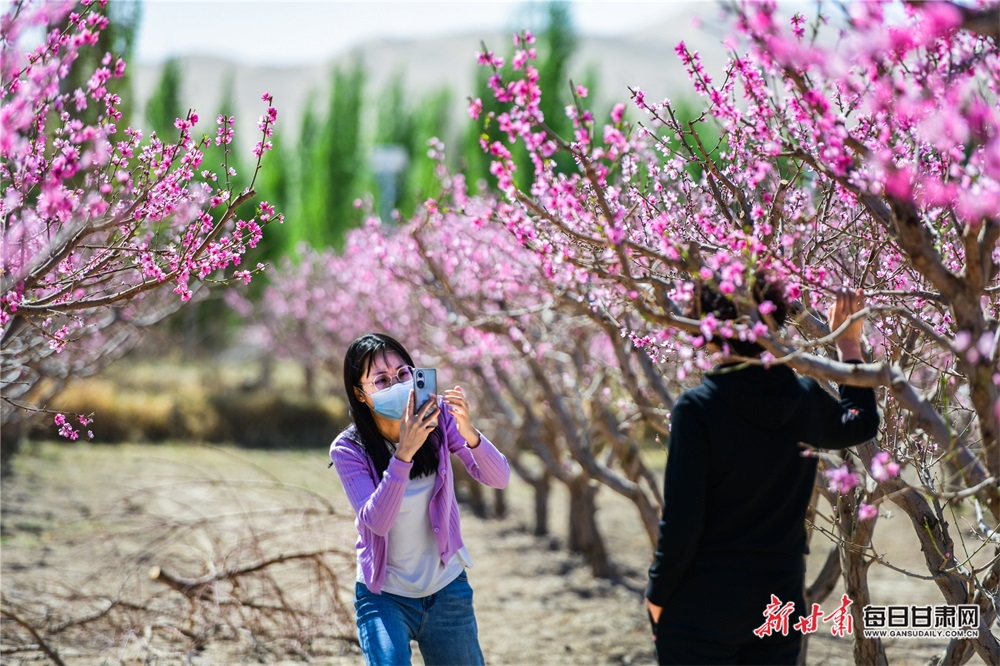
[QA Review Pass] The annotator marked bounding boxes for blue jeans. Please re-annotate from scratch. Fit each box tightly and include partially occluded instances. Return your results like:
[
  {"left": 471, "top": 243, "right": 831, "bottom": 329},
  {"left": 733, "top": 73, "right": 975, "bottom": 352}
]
[{"left": 354, "top": 572, "right": 485, "bottom": 666}]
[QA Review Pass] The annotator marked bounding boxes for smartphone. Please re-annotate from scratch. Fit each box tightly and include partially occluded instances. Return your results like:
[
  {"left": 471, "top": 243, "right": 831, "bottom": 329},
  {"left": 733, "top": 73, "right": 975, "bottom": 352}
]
[{"left": 412, "top": 368, "right": 437, "bottom": 414}]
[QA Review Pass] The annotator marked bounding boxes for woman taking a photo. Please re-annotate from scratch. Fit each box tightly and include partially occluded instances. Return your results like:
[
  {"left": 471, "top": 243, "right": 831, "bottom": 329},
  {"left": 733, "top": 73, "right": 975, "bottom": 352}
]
[{"left": 330, "top": 333, "right": 510, "bottom": 666}]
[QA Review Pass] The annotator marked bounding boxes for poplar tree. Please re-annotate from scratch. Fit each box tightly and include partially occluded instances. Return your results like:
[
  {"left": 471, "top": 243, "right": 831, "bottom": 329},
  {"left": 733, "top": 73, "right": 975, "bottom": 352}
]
[
  {"left": 373, "top": 75, "right": 453, "bottom": 220},
  {"left": 400, "top": 88, "right": 452, "bottom": 217},
  {"left": 145, "top": 57, "right": 183, "bottom": 140},
  {"left": 301, "top": 61, "right": 367, "bottom": 249}
]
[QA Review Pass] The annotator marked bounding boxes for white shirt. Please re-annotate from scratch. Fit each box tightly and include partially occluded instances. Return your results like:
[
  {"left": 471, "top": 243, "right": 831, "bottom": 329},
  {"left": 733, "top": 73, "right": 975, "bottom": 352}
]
[{"left": 358, "top": 472, "right": 471, "bottom": 597}]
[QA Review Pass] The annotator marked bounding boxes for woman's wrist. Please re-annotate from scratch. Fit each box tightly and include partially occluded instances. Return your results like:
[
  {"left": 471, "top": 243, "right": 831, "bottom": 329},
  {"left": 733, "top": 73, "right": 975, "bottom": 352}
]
[{"left": 463, "top": 429, "right": 481, "bottom": 448}]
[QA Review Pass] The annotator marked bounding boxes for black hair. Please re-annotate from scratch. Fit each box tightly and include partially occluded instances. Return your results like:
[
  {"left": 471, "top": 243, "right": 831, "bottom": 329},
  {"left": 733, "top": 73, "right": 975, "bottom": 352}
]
[
  {"left": 343, "top": 333, "right": 440, "bottom": 480},
  {"left": 690, "top": 270, "right": 789, "bottom": 357}
]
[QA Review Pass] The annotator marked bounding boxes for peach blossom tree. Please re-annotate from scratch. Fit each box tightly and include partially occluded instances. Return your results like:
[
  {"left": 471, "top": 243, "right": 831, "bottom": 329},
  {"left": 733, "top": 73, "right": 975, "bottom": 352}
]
[
  {"left": 472, "top": 1, "right": 998, "bottom": 662},
  {"left": 257, "top": 2, "right": 997, "bottom": 660},
  {"left": 1, "top": 0, "right": 281, "bottom": 448},
  {"left": 258, "top": 162, "right": 670, "bottom": 576}
]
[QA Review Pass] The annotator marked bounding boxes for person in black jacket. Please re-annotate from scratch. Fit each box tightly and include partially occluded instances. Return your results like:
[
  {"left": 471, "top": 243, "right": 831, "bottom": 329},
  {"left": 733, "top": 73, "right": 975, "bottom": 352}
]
[{"left": 645, "top": 275, "right": 879, "bottom": 665}]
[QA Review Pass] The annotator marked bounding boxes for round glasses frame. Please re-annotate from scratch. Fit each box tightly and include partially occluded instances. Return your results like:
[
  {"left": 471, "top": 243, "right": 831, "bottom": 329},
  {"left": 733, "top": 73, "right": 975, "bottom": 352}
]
[{"left": 358, "top": 365, "right": 414, "bottom": 394}]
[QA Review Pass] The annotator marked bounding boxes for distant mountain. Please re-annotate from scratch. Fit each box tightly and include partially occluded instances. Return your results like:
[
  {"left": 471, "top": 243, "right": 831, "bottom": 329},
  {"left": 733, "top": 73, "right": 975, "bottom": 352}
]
[{"left": 133, "top": 4, "right": 731, "bottom": 158}]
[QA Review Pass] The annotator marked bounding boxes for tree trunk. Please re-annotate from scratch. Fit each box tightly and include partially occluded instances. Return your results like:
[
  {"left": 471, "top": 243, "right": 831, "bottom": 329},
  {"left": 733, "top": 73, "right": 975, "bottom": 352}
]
[
  {"left": 932, "top": 554, "right": 1000, "bottom": 665},
  {"left": 837, "top": 497, "right": 887, "bottom": 666},
  {"left": 493, "top": 487, "right": 507, "bottom": 519},
  {"left": 0, "top": 420, "right": 24, "bottom": 478},
  {"left": 567, "top": 475, "right": 612, "bottom": 578},
  {"left": 303, "top": 363, "right": 316, "bottom": 399},
  {"left": 453, "top": 464, "right": 486, "bottom": 518},
  {"left": 259, "top": 353, "right": 274, "bottom": 390},
  {"left": 532, "top": 471, "right": 551, "bottom": 536}
]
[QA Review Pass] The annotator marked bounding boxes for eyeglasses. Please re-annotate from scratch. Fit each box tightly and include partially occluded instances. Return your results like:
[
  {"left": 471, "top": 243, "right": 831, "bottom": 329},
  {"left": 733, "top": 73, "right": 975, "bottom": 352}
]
[{"left": 358, "top": 365, "right": 413, "bottom": 393}]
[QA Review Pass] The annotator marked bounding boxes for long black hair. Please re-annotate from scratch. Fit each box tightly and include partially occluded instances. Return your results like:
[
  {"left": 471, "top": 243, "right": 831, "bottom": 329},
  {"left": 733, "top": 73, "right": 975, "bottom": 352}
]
[{"left": 343, "top": 333, "right": 440, "bottom": 480}]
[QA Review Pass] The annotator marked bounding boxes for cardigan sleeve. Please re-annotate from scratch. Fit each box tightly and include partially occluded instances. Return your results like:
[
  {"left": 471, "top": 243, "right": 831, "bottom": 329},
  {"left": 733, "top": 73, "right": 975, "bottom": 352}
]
[
  {"left": 330, "top": 434, "right": 410, "bottom": 537},
  {"left": 441, "top": 398, "right": 510, "bottom": 489}
]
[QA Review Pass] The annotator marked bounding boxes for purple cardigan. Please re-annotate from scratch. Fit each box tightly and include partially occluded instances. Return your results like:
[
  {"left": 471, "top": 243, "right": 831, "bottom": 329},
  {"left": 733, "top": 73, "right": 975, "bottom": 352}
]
[{"left": 329, "top": 398, "right": 510, "bottom": 594}]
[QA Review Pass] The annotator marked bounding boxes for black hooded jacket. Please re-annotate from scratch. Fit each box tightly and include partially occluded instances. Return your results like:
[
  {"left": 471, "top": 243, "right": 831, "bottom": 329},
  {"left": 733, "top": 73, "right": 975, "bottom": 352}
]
[{"left": 646, "top": 362, "right": 879, "bottom": 610}]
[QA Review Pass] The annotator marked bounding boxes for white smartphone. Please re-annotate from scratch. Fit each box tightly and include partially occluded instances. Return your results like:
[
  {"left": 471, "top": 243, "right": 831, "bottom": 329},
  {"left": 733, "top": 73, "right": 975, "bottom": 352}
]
[{"left": 412, "top": 368, "right": 437, "bottom": 413}]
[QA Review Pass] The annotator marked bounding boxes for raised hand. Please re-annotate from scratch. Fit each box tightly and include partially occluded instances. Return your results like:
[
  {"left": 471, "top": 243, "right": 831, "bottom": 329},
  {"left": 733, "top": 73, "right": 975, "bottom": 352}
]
[
  {"left": 827, "top": 288, "right": 866, "bottom": 362},
  {"left": 395, "top": 390, "right": 439, "bottom": 462},
  {"left": 443, "top": 386, "right": 481, "bottom": 447}
]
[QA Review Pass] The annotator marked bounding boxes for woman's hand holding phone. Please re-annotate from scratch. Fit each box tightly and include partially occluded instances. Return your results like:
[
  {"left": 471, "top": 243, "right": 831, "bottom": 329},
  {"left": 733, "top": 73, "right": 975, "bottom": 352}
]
[
  {"left": 412, "top": 368, "right": 437, "bottom": 413},
  {"left": 395, "top": 390, "right": 438, "bottom": 463}
]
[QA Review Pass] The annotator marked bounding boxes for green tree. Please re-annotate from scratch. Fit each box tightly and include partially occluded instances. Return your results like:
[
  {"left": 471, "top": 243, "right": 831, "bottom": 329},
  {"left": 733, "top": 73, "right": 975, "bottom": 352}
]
[
  {"left": 530, "top": 1, "right": 578, "bottom": 176},
  {"left": 107, "top": 0, "right": 141, "bottom": 126},
  {"left": 400, "top": 88, "right": 452, "bottom": 217},
  {"left": 375, "top": 72, "right": 414, "bottom": 147},
  {"left": 283, "top": 91, "right": 322, "bottom": 250},
  {"left": 299, "top": 60, "right": 368, "bottom": 249},
  {"left": 145, "top": 57, "right": 183, "bottom": 140},
  {"left": 536, "top": 2, "right": 576, "bottom": 132},
  {"left": 371, "top": 73, "right": 415, "bottom": 221},
  {"left": 371, "top": 74, "right": 453, "bottom": 220}
]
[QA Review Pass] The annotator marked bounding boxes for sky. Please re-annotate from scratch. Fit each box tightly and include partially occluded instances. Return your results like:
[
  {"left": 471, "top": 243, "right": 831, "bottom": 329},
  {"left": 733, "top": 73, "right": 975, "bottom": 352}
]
[{"left": 132, "top": 0, "right": 696, "bottom": 66}]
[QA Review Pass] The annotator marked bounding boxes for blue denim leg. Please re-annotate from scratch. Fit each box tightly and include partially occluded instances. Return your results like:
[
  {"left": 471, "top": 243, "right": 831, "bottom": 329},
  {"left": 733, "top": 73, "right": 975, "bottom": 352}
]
[
  {"left": 355, "top": 582, "right": 421, "bottom": 666},
  {"left": 415, "top": 572, "right": 485, "bottom": 666},
  {"left": 355, "top": 574, "right": 485, "bottom": 666}
]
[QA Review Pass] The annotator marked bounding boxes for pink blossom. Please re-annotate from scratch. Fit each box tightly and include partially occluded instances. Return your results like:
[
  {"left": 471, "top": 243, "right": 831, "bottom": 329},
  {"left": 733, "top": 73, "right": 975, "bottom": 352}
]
[
  {"left": 790, "top": 13, "right": 806, "bottom": 40},
  {"left": 825, "top": 464, "right": 860, "bottom": 494},
  {"left": 916, "top": 1, "right": 962, "bottom": 40},
  {"left": 884, "top": 167, "right": 914, "bottom": 199},
  {"left": 975, "top": 333, "right": 996, "bottom": 363},
  {"left": 699, "top": 313, "right": 719, "bottom": 340},
  {"left": 858, "top": 504, "right": 878, "bottom": 521},
  {"left": 871, "top": 452, "right": 900, "bottom": 482},
  {"left": 468, "top": 97, "right": 483, "bottom": 120}
]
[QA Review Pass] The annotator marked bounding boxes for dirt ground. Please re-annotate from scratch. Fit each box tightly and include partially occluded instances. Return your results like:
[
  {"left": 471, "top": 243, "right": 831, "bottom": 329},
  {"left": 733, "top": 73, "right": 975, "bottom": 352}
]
[{"left": 1, "top": 441, "right": 994, "bottom": 665}]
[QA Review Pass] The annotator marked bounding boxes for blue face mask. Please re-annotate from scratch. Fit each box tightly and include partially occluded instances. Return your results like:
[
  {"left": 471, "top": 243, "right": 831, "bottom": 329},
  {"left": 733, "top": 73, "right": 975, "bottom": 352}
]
[{"left": 369, "top": 381, "right": 411, "bottom": 420}]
